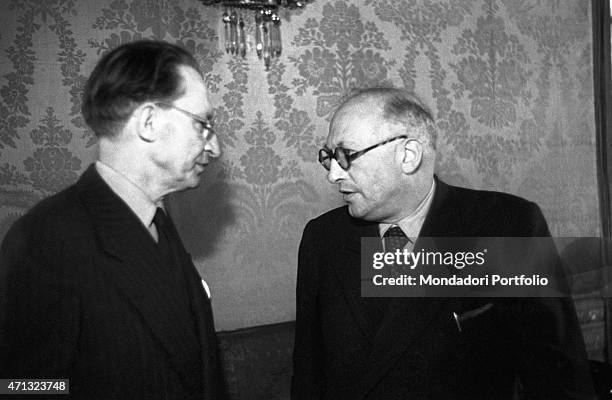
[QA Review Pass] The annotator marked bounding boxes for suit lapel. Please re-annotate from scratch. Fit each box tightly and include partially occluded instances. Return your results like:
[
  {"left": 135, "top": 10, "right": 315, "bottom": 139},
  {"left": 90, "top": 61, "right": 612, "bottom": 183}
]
[
  {"left": 76, "top": 165, "right": 198, "bottom": 380},
  {"left": 354, "top": 178, "right": 457, "bottom": 398},
  {"left": 355, "top": 299, "right": 446, "bottom": 398},
  {"left": 332, "top": 217, "right": 381, "bottom": 342},
  {"left": 165, "top": 216, "right": 223, "bottom": 396},
  {"left": 181, "top": 260, "right": 221, "bottom": 397}
]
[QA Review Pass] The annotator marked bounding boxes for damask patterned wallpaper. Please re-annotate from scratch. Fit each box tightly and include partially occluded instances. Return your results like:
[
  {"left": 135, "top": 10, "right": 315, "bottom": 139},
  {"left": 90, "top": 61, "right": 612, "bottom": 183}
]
[{"left": 0, "top": 0, "right": 601, "bottom": 330}]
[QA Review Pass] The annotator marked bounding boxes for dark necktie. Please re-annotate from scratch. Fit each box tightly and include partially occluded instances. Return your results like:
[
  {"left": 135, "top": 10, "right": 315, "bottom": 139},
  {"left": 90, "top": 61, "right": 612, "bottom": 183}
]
[
  {"left": 384, "top": 225, "right": 412, "bottom": 278},
  {"left": 363, "top": 226, "right": 411, "bottom": 331},
  {"left": 383, "top": 225, "right": 409, "bottom": 252},
  {"left": 153, "top": 207, "right": 172, "bottom": 260},
  {"left": 152, "top": 208, "right": 204, "bottom": 394}
]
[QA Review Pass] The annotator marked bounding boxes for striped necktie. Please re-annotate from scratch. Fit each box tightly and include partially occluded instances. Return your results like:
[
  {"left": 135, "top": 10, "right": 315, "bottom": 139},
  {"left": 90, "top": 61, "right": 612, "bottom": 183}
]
[{"left": 383, "top": 225, "right": 409, "bottom": 252}]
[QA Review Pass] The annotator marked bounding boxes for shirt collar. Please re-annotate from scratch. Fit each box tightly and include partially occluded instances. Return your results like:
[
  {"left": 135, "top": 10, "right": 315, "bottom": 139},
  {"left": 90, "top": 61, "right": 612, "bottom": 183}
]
[
  {"left": 95, "top": 161, "right": 159, "bottom": 229},
  {"left": 379, "top": 178, "right": 436, "bottom": 241}
]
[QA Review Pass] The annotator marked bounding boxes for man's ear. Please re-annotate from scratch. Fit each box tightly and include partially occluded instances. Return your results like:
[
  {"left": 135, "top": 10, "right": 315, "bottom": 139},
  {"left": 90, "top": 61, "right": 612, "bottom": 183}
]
[
  {"left": 400, "top": 139, "right": 423, "bottom": 174},
  {"left": 135, "top": 104, "right": 158, "bottom": 143}
]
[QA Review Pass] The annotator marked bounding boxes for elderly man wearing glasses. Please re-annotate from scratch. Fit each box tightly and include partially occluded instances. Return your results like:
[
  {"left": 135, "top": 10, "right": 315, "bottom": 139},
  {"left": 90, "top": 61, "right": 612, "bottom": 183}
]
[
  {"left": 0, "top": 40, "right": 226, "bottom": 399},
  {"left": 291, "top": 88, "right": 594, "bottom": 399}
]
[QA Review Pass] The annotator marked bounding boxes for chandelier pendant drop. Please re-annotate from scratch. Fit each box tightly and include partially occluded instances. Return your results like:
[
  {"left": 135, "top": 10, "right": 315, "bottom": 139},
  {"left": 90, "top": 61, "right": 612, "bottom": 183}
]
[{"left": 201, "top": 0, "right": 314, "bottom": 69}]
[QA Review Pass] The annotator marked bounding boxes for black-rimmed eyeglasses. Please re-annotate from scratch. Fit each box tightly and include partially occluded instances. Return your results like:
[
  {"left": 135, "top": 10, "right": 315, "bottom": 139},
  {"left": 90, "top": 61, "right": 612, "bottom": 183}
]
[
  {"left": 318, "top": 135, "right": 409, "bottom": 171},
  {"left": 156, "top": 102, "right": 215, "bottom": 140}
]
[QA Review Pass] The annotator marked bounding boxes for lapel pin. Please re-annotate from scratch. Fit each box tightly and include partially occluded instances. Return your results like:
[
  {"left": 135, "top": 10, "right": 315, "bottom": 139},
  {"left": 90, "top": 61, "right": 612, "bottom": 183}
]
[
  {"left": 452, "top": 312, "right": 462, "bottom": 332},
  {"left": 201, "top": 279, "right": 211, "bottom": 299},
  {"left": 452, "top": 303, "right": 493, "bottom": 333}
]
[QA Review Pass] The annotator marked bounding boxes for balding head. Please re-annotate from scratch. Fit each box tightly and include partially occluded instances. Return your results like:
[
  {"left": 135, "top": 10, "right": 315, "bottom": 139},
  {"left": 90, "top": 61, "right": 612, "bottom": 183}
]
[{"left": 332, "top": 88, "right": 437, "bottom": 155}]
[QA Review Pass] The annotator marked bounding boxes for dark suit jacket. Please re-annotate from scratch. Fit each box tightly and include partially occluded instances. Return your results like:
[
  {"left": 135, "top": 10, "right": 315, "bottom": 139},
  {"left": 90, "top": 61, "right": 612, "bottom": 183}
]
[
  {"left": 0, "top": 165, "right": 226, "bottom": 399},
  {"left": 291, "top": 179, "right": 594, "bottom": 400}
]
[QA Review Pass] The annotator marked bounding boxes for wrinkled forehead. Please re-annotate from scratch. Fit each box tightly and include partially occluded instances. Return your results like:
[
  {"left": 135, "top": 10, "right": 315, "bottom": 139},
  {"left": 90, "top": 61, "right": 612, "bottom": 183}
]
[{"left": 327, "top": 101, "right": 385, "bottom": 149}]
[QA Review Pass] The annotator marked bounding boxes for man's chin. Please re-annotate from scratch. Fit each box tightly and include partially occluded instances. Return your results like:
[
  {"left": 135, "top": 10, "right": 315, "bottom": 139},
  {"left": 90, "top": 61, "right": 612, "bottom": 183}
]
[
  {"left": 176, "top": 173, "right": 202, "bottom": 191},
  {"left": 347, "top": 204, "right": 365, "bottom": 219},
  {"left": 347, "top": 204, "right": 380, "bottom": 222},
  {"left": 188, "top": 175, "right": 202, "bottom": 187}
]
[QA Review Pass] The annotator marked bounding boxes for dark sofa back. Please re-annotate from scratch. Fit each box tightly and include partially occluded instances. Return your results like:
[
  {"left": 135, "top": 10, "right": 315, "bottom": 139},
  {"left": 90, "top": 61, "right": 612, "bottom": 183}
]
[{"left": 218, "top": 321, "right": 295, "bottom": 400}]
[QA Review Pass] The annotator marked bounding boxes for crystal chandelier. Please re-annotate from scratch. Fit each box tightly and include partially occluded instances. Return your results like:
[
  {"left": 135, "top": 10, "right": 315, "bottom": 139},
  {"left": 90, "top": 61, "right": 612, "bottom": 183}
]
[{"left": 199, "top": 0, "right": 314, "bottom": 69}]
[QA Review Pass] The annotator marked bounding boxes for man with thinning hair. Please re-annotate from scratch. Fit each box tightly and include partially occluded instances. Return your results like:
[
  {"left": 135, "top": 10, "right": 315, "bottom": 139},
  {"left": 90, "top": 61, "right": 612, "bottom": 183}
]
[
  {"left": 292, "top": 88, "right": 594, "bottom": 399},
  {"left": 0, "top": 40, "right": 226, "bottom": 399}
]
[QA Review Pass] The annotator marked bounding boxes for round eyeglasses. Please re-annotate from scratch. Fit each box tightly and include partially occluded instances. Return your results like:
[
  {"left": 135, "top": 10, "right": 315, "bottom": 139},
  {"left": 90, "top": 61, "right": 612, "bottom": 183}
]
[{"left": 318, "top": 135, "right": 409, "bottom": 171}]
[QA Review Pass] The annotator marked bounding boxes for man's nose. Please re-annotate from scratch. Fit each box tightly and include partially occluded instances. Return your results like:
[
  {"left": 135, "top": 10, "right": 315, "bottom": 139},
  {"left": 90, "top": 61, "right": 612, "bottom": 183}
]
[
  {"left": 204, "top": 134, "right": 221, "bottom": 158},
  {"left": 327, "top": 159, "right": 347, "bottom": 184}
]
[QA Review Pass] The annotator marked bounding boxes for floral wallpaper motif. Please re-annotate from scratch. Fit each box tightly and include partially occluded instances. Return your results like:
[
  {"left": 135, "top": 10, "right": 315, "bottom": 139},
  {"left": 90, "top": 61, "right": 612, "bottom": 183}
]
[
  {"left": 1, "top": 0, "right": 89, "bottom": 233},
  {"left": 451, "top": 4, "right": 532, "bottom": 129},
  {"left": 0, "top": 0, "right": 602, "bottom": 332},
  {"left": 24, "top": 108, "right": 81, "bottom": 193},
  {"left": 290, "top": 2, "right": 394, "bottom": 121}
]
